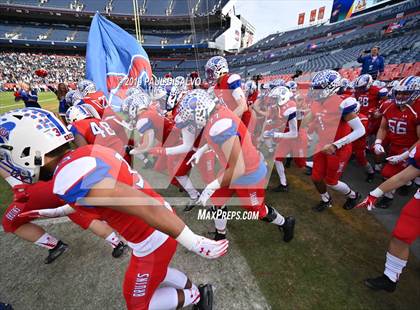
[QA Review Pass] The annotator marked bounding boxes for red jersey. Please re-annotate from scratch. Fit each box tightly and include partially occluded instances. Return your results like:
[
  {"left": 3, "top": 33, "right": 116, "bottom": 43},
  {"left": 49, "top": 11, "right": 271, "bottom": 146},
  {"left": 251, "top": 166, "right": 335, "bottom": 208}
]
[
  {"left": 81, "top": 91, "right": 108, "bottom": 118},
  {"left": 69, "top": 118, "right": 126, "bottom": 155},
  {"left": 203, "top": 105, "right": 261, "bottom": 176},
  {"left": 310, "top": 95, "right": 358, "bottom": 147},
  {"left": 268, "top": 100, "right": 298, "bottom": 133},
  {"left": 52, "top": 145, "right": 164, "bottom": 243},
  {"left": 355, "top": 86, "right": 383, "bottom": 116},
  {"left": 214, "top": 73, "right": 243, "bottom": 112},
  {"left": 136, "top": 107, "right": 179, "bottom": 146},
  {"left": 247, "top": 90, "right": 259, "bottom": 106},
  {"left": 383, "top": 100, "right": 420, "bottom": 148}
]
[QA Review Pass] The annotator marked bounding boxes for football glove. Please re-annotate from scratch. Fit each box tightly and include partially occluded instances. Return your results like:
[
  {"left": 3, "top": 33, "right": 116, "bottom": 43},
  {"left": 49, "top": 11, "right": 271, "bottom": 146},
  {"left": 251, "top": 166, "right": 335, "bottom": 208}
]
[
  {"left": 386, "top": 151, "right": 409, "bottom": 165},
  {"left": 176, "top": 226, "right": 229, "bottom": 259},
  {"left": 374, "top": 143, "right": 385, "bottom": 155},
  {"left": 197, "top": 179, "right": 221, "bottom": 206},
  {"left": 356, "top": 195, "right": 378, "bottom": 211},
  {"left": 187, "top": 144, "right": 210, "bottom": 167}
]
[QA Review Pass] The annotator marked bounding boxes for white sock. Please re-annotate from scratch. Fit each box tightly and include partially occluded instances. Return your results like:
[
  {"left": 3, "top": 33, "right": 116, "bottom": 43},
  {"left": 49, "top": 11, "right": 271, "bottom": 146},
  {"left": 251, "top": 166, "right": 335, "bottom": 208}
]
[
  {"left": 306, "top": 161, "right": 313, "bottom": 168},
  {"left": 148, "top": 287, "right": 179, "bottom": 310},
  {"left": 374, "top": 163, "right": 382, "bottom": 172},
  {"left": 329, "top": 181, "right": 355, "bottom": 198},
  {"left": 183, "top": 284, "right": 200, "bottom": 307},
  {"left": 176, "top": 175, "right": 200, "bottom": 200},
  {"left": 384, "top": 252, "right": 407, "bottom": 282},
  {"left": 34, "top": 233, "right": 58, "bottom": 250},
  {"left": 161, "top": 268, "right": 188, "bottom": 289},
  {"left": 365, "top": 162, "right": 374, "bottom": 174},
  {"left": 214, "top": 206, "right": 228, "bottom": 233},
  {"left": 275, "top": 160, "right": 287, "bottom": 186},
  {"left": 384, "top": 190, "right": 395, "bottom": 199},
  {"left": 321, "top": 192, "right": 331, "bottom": 202},
  {"left": 268, "top": 206, "right": 285, "bottom": 226},
  {"left": 105, "top": 232, "right": 120, "bottom": 248}
]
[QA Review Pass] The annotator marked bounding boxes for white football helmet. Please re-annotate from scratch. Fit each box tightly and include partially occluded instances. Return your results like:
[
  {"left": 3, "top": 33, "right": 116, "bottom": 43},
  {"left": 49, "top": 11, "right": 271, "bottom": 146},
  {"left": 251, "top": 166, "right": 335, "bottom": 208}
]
[
  {"left": 0, "top": 108, "right": 73, "bottom": 183},
  {"left": 176, "top": 89, "right": 216, "bottom": 130},
  {"left": 310, "top": 70, "right": 342, "bottom": 100},
  {"left": 244, "top": 80, "right": 257, "bottom": 97},
  {"left": 77, "top": 79, "right": 96, "bottom": 96},
  {"left": 167, "top": 84, "right": 188, "bottom": 111},
  {"left": 354, "top": 74, "right": 373, "bottom": 92},
  {"left": 392, "top": 76, "right": 420, "bottom": 106},
  {"left": 65, "top": 90, "right": 83, "bottom": 106},
  {"left": 268, "top": 86, "right": 291, "bottom": 106},
  {"left": 65, "top": 104, "right": 96, "bottom": 124},
  {"left": 121, "top": 92, "right": 150, "bottom": 122},
  {"left": 286, "top": 81, "right": 298, "bottom": 93},
  {"left": 205, "top": 56, "right": 229, "bottom": 83}
]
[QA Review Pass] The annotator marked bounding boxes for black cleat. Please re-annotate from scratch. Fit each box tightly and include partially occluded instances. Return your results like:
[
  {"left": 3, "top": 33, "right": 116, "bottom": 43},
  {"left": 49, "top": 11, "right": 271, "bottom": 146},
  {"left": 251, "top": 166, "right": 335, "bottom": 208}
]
[
  {"left": 365, "top": 274, "right": 397, "bottom": 292},
  {"left": 305, "top": 166, "right": 312, "bottom": 176},
  {"left": 312, "top": 199, "right": 332, "bottom": 212},
  {"left": 0, "top": 303, "right": 13, "bottom": 310},
  {"left": 193, "top": 284, "right": 213, "bottom": 310},
  {"left": 214, "top": 231, "right": 227, "bottom": 241},
  {"left": 273, "top": 184, "right": 289, "bottom": 192},
  {"left": 280, "top": 216, "right": 295, "bottom": 242},
  {"left": 366, "top": 172, "right": 375, "bottom": 183},
  {"left": 397, "top": 184, "right": 411, "bottom": 196},
  {"left": 184, "top": 197, "right": 199, "bottom": 212},
  {"left": 112, "top": 241, "right": 128, "bottom": 258},
  {"left": 44, "top": 240, "right": 68, "bottom": 264},
  {"left": 377, "top": 196, "right": 393, "bottom": 209},
  {"left": 343, "top": 192, "right": 361, "bottom": 210}
]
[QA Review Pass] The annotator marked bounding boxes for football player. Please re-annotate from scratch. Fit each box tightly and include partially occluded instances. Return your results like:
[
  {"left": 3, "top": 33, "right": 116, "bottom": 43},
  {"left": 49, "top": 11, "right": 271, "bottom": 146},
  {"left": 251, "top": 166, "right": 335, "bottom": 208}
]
[
  {"left": 303, "top": 70, "right": 365, "bottom": 212},
  {"left": 263, "top": 86, "right": 307, "bottom": 192},
  {"left": 205, "top": 56, "right": 248, "bottom": 119},
  {"left": 66, "top": 104, "right": 131, "bottom": 163},
  {"left": 175, "top": 89, "right": 295, "bottom": 242},
  {"left": 373, "top": 76, "right": 420, "bottom": 208},
  {"left": 0, "top": 108, "right": 227, "bottom": 309},
  {"left": 356, "top": 144, "right": 420, "bottom": 292},
  {"left": 14, "top": 82, "right": 40, "bottom": 108},
  {"left": 125, "top": 91, "right": 203, "bottom": 209}
]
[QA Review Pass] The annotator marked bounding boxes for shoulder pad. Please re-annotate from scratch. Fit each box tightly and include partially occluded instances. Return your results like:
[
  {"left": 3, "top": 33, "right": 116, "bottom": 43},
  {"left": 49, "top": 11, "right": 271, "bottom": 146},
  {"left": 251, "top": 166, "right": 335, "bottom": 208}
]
[{"left": 340, "top": 97, "right": 358, "bottom": 115}]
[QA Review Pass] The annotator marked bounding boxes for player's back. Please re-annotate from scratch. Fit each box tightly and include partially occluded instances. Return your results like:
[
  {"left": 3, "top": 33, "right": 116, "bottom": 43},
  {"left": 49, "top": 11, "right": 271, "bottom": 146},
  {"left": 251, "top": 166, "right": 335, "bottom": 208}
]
[
  {"left": 204, "top": 105, "right": 260, "bottom": 174},
  {"left": 70, "top": 118, "right": 125, "bottom": 155},
  {"left": 356, "top": 86, "right": 380, "bottom": 115},
  {"left": 214, "top": 73, "right": 242, "bottom": 111},
  {"left": 53, "top": 145, "right": 163, "bottom": 243},
  {"left": 81, "top": 91, "right": 108, "bottom": 118}
]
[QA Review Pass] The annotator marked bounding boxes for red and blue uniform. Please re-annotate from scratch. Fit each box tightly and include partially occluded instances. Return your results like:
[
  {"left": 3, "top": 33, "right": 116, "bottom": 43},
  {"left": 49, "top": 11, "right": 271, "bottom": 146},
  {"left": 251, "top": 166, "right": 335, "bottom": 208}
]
[
  {"left": 310, "top": 95, "right": 358, "bottom": 185},
  {"left": 352, "top": 113, "right": 370, "bottom": 167},
  {"left": 203, "top": 105, "right": 268, "bottom": 218},
  {"left": 392, "top": 144, "right": 420, "bottom": 245},
  {"left": 214, "top": 73, "right": 242, "bottom": 112},
  {"left": 381, "top": 100, "right": 420, "bottom": 179},
  {"left": 271, "top": 100, "right": 307, "bottom": 168},
  {"left": 355, "top": 86, "right": 388, "bottom": 135},
  {"left": 52, "top": 144, "right": 177, "bottom": 310},
  {"left": 14, "top": 89, "right": 40, "bottom": 108}
]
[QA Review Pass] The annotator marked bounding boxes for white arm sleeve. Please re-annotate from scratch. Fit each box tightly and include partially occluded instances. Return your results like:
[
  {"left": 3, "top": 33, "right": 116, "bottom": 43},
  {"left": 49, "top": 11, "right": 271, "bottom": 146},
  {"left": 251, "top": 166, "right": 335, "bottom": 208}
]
[
  {"left": 333, "top": 117, "right": 366, "bottom": 149},
  {"left": 274, "top": 118, "right": 299, "bottom": 139},
  {"left": 232, "top": 87, "right": 245, "bottom": 101},
  {"left": 41, "top": 204, "right": 76, "bottom": 217},
  {"left": 166, "top": 127, "right": 195, "bottom": 155}
]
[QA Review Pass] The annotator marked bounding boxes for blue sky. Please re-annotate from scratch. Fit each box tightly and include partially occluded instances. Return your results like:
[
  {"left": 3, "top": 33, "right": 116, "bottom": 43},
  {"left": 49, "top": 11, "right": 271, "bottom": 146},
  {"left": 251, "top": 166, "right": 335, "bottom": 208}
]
[{"left": 235, "top": 0, "right": 334, "bottom": 42}]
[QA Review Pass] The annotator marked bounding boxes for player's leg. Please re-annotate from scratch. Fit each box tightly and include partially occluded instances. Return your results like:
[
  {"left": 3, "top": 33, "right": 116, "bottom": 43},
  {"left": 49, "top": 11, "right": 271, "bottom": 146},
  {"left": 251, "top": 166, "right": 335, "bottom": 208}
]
[
  {"left": 311, "top": 152, "right": 332, "bottom": 211},
  {"left": 208, "top": 187, "right": 235, "bottom": 240},
  {"left": 68, "top": 212, "right": 127, "bottom": 258},
  {"left": 236, "top": 185, "right": 295, "bottom": 242},
  {"left": 353, "top": 137, "right": 374, "bottom": 182},
  {"left": 365, "top": 197, "right": 420, "bottom": 292},
  {"left": 325, "top": 147, "right": 360, "bottom": 210},
  {"left": 2, "top": 201, "right": 68, "bottom": 264},
  {"left": 272, "top": 139, "right": 290, "bottom": 192}
]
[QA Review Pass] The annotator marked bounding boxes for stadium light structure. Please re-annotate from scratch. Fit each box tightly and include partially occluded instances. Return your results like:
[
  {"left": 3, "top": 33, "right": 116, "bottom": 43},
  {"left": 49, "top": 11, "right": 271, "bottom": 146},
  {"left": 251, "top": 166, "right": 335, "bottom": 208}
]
[{"left": 132, "top": 0, "right": 142, "bottom": 43}]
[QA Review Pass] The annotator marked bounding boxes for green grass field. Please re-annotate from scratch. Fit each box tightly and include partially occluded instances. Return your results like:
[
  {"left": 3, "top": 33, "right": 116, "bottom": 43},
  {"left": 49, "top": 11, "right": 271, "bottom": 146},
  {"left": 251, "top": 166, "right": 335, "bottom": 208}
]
[{"left": 0, "top": 91, "right": 419, "bottom": 309}]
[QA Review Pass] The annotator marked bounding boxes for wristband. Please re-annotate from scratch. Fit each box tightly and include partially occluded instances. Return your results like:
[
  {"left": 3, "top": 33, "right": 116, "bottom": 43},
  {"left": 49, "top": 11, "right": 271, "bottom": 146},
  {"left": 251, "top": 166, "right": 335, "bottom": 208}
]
[{"left": 175, "top": 226, "right": 198, "bottom": 251}]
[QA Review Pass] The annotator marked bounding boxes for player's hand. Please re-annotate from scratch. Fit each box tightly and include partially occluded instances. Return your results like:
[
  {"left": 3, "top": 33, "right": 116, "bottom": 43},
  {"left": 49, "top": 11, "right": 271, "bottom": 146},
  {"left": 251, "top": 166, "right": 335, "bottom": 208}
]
[
  {"left": 187, "top": 150, "right": 204, "bottom": 167},
  {"left": 374, "top": 143, "right": 385, "bottom": 155},
  {"left": 148, "top": 147, "right": 166, "bottom": 157},
  {"left": 386, "top": 154, "right": 404, "bottom": 165},
  {"left": 197, "top": 180, "right": 220, "bottom": 206},
  {"left": 355, "top": 195, "right": 378, "bottom": 211},
  {"left": 263, "top": 130, "right": 275, "bottom": 139},
  {"left": 191, "top": 236, "right": 229, "bottom": 259},
  {"left": 266, "top": 119, "right": 273, "bottom": 125},
  {"left": 321, "top": 144, "right": 337, "bottom": 155}
]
